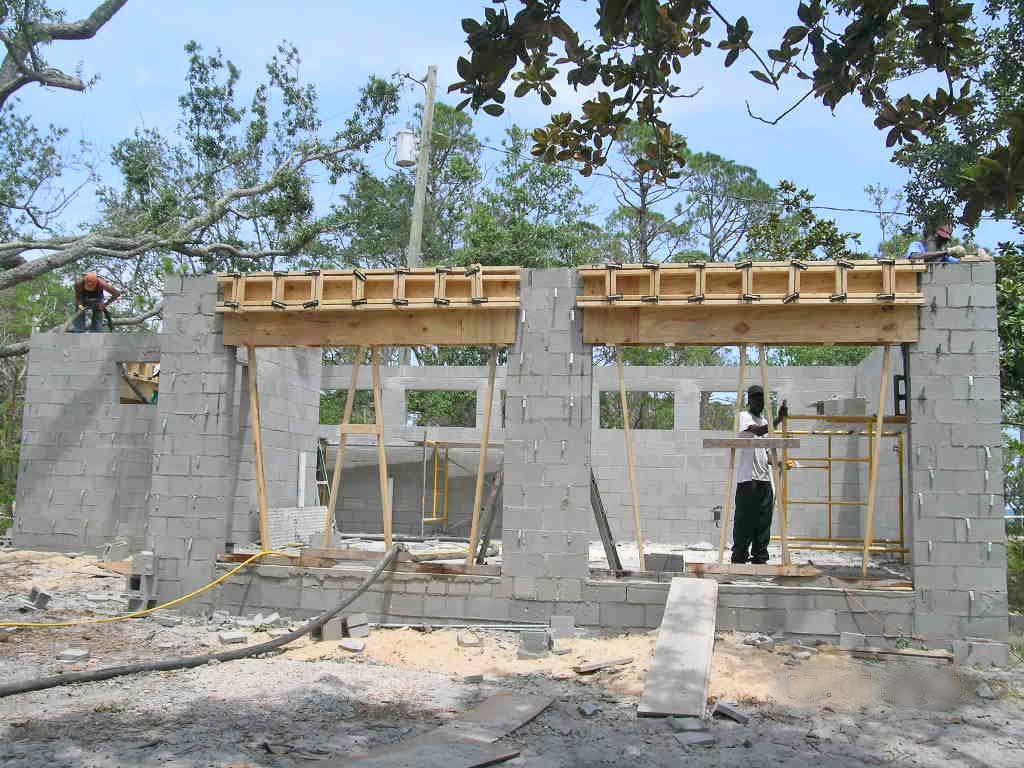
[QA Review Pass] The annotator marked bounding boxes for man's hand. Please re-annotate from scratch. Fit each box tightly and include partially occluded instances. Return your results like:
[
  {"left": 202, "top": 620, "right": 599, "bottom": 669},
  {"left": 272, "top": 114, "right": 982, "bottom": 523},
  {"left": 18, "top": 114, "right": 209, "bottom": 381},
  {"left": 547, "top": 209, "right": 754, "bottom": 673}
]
[
  {"left": 98, "top": 302, "right": 107, "bottom": 311},
  {"left": 774, "top": 399, "right": 789, "bottom": 429}
]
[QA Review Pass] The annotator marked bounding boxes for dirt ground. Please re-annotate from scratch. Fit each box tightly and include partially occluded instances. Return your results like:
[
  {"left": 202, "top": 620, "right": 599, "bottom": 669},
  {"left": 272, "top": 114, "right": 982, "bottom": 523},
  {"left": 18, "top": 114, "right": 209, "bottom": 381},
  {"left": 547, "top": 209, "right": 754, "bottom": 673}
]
[{"left": 1, "top": 551, "right": 1023, "bottom": 767}]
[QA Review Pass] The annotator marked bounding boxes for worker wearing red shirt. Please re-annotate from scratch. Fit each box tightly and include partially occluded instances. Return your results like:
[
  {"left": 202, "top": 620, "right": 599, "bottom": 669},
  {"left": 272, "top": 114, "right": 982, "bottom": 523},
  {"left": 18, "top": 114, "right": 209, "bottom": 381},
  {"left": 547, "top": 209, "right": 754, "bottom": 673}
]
[{"left": 72, "top": 272, "right": 122, "bottom": 332}]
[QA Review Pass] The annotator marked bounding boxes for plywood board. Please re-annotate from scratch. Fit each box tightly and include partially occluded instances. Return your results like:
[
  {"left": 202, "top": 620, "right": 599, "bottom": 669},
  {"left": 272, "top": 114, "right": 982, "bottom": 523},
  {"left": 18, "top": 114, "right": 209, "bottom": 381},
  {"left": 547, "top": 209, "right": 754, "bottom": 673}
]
[
  {"left": 305, "top": 731, "right": 519, "bottom": 768},
  {"left": 222, "top": 308, "right": 518, "bottom": 347},
  {"left": 638, "top": 577, "right": 718, "bottom": 718},
  {"left": 582, "top": 304, "right": 919, "bottom": 345},
  {"left": 438, "top": 692, "right": 552, "bottom": 743}
]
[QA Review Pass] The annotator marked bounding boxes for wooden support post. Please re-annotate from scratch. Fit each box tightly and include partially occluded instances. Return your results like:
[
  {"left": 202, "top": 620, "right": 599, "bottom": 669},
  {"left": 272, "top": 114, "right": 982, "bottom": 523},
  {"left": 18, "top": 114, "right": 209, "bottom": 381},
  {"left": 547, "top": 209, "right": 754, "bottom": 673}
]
[
  {"left": 370, "top": 347, "right": 393, "bottom": 548},
  {"left": 861, "top": 345, "right": 892, "bottom": 577},
  {"left": 323, "top": 346, "right": 366, "bottom": 547},
  {"left": 245, "top": 345, "right": 271, "bottom": 550},
  {"left": 717, "top": 346, "right": 747, "bottom": 564},
  {"left": 467, "top": 346, "right": 498, "bottom": 566},
  {"left": 759, "top": 344, "right": 789, "bottom": 565},
  {"left": 616, "top": 346, "right": 645, "bottom": 571}
]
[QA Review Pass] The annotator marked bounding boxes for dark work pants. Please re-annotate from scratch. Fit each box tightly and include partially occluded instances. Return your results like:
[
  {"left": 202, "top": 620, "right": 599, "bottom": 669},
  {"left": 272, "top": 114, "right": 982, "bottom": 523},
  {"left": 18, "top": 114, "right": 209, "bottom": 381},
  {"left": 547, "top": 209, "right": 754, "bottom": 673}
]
[
  {"left": 71, "top": 306, "right": 104, "bottom": 333},
  {"left": 732, "top": 480, "right": 774, "bottom": 564}
]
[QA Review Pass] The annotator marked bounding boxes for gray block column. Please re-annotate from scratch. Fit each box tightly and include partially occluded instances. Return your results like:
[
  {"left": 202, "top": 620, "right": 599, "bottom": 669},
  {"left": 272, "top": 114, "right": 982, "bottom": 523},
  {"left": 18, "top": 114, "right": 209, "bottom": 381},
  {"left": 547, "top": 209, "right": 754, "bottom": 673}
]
[
  {"left": 910, "top": 260, "right": 1008, "bottom": 642},
  {"left": 501, "top": 268, "right": 595, "bottom": 623},
  {"left": 148, "top": 275, "right": 240, "bottom": 605}
]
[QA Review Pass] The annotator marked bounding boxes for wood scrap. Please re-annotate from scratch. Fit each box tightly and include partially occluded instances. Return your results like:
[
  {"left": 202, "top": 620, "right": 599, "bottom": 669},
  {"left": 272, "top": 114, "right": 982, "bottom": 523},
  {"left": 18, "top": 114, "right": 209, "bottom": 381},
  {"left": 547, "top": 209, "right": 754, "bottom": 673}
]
[{"left": 572, "top": 657, "right": 634, "bottom": 674}]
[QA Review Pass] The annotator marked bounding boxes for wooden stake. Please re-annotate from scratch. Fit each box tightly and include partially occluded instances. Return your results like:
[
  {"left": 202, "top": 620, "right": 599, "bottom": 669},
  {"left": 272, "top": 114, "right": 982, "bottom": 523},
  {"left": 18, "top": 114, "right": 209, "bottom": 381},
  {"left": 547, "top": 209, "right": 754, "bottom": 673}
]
[
  {"left": 245, "top": 345, "right": 271, "bottom": 550},
  {"left": 717, "top": 346, "right": 747, "bottom": 564},
  {"left": 616, "top": 346, "right": 645, "bottom": 571},
  {"left": 467, "top": 346, "right": 498, "bottom": 566},
  {"left": 322, "top": 346, "right": 366, "bottom": 547},
  {"left": 370, "top": 347, "right": 393, "bottom": 548},
  {"left": 861, "top": 345, "right": 892, "bottom": 577},
  {"left": 759, "top": 344, "right": 789, "bottom": 565}
]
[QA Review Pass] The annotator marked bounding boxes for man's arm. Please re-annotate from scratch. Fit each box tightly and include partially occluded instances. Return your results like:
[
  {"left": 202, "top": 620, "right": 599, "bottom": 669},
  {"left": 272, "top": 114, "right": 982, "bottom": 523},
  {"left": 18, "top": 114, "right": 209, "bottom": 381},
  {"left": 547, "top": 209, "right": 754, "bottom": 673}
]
[
  {"left": 773, "top": 400, "right": 788, "bottom": 430},
  {"left": 98, "top": 278, "right": 122, "bottom": 308},
  {"left": 74, "top": 279, "right": 84, "bottom": 309}
]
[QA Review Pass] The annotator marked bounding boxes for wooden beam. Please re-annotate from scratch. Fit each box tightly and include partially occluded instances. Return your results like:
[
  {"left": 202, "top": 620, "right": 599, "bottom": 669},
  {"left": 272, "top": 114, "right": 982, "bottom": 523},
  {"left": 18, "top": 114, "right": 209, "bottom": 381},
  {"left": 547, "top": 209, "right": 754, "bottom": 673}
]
[
  {"left": 861, "top": 345, "right": 892, "bottom": 577},
  {"left": 245, "top": 346, "right": 271, "bottom": 550},
  {"left": 702, "top": 437, "right": 801, "bottom": 449},
  {"left": 467, "top": 347, "right": 498, "bottom": 566},
  {"left": 759, "top": 344, "right": 788, "bottom": 566},
  {"left": 616, "top": 346, "right": 645, "bottom": 571},
  {"left": 370, "top": 347, "right": 393, "bottom": 549},
  {"left": 581, "top": 304, "right": 919, "bottom": 346},
  {"left": 323, "top": 346, "right": 366, "bottom": 547},
  {"left": 718, "top": 348, "right": 746, "bottom": 564},
  {"left": 222, "top": 308, "right": 518, "bottom": 348}
]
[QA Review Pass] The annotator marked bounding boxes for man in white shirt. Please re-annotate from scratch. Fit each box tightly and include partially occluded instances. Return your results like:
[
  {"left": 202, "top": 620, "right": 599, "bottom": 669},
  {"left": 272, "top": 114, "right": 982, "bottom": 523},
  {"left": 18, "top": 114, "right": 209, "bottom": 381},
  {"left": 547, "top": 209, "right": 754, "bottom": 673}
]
[{"left": 732, "top": 385, "right": 786, "bottom": 564}]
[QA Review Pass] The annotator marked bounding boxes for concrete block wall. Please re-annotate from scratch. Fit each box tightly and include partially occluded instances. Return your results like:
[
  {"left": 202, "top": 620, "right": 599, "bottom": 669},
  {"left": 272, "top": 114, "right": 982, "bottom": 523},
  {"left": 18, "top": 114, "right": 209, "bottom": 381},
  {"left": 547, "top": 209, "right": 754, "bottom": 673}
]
[
  {"left": 909, "top": 261, "right": 1008, "bottom": 642},
  {"left": 319, "top": 365, "right": 504, "bottom": 537},
  {"left": 501, "top": 268, "right": 596, "bottom": 625},
  {"left": 231, "top": 346, "right": 321, "bottom": 545},
  {"left": 590, "top": 365, "right": 862, "bottom": 543},
  {"left": 14, "top": 331, "right": 160, "bottom": 552}
]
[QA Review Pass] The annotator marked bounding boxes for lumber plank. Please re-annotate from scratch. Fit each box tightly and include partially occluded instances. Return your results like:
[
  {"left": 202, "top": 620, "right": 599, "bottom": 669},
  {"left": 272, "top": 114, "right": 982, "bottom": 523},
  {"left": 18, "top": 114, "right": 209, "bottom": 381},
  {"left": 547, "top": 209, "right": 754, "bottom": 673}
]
[
  {"left": 572, "top": 657, "right": 634, "bottom": 674},
  {"left": 638, "top": 577, "right": 718, "bottom": 718},
  {"left": 688, "top": 562, "right": 821, "bottom": 577},
  {"left": 324, "top": 347, "right": 366, "bottom": 546},
  {"left": 703, "top": 437, "right": 802, "bottom": 449},
  {"left": 467, "top": 347, "right": 498, "bottom": 566},
  {"left": 303, "top": 731, "right": 519, "bottom": 768},
  {"left": 222, "top": 308, "right": 519, "bottom": 347},
  {"left": 861, "top": 345, "right": 892, "bottom": 577},
  {"left": 582, "top": 303, "right": 919, "bottom": 345},
  {"left": 616, "top": 345, "right": 646, "bottom": 570},
  {"left": 245, "top": 346, "right": 271, "bottom": 550},
  {"left": 590, "top": 468, "right": 623, "bottom": 572}
]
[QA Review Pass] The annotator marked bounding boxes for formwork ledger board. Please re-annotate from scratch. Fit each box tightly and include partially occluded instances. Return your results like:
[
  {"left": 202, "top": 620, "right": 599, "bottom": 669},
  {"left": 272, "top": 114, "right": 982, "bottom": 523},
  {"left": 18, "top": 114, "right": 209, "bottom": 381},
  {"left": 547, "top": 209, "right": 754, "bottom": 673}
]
[
  {"left": 221, "top": 308, "right": 519, "bottom": 347},
  {"left": 582, "top": 303, "right": 920, "bottom": 345}
]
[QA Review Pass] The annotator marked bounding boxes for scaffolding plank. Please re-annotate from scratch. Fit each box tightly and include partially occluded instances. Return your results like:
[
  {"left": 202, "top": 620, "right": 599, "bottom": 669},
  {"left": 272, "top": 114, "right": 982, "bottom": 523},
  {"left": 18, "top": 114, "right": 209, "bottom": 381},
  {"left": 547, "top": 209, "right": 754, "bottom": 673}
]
[{"left": 638, "top": 577, "right": 718, "bottom": 718}]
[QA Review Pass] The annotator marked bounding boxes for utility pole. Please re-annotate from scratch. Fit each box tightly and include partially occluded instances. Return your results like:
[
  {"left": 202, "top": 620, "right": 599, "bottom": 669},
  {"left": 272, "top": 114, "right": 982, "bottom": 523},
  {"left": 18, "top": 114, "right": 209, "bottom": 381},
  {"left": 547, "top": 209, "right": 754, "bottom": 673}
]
[{"left": 406, "top": 65, "right": 437, "bottom": 269}]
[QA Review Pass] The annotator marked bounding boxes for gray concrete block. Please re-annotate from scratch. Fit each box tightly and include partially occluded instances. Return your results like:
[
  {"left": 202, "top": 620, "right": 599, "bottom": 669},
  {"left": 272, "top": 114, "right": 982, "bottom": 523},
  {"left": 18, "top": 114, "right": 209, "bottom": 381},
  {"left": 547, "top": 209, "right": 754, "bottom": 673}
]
[
  {"left": 218, "top": 631, "right": 247, "bottom": 645},
  {"left": 518, "top": 629, "right": 551, "bottom": 658},
  {"left": 549, "top": 614, "right": 575, "bottom": 639},
  {"left": 839, "top": 632, "right": 866, "bottom": 650},
  {"left": 954, "top": 639, "right": 1009, "bottom": 667},
  {"left": 56, "top": 648, "right": 90, "bottom": 662}
]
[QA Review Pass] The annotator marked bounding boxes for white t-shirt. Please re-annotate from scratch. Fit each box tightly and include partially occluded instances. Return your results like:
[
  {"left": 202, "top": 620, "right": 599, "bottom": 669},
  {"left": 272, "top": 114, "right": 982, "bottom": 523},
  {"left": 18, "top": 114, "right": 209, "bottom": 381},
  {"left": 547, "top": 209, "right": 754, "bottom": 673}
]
[{"left": 737, "top": 411, "right": 772, "bottom": 483}]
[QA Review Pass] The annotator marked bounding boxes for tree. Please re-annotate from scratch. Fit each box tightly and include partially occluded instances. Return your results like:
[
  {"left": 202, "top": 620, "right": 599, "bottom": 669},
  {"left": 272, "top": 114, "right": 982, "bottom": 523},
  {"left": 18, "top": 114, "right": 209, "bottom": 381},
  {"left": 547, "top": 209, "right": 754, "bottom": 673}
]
[
  {"left": 449, "top": 2, "right": 1013, "bottom": 221},
  {"left": 682, "top": 150, "right": 773, "bottom": 261},
  {"left": 603, "top": 122, "right": 691, "bottom": 262},
  {"left": 461, "top": 125, "right": 601, "bottom": 267},
  {"left": 328, "top": 103, "right": 483, "bottom": 268},
  {"left": 0, "top": 1, "right": 126, "bottom": 108},
  {"left": 744, "top": 180, "right": 861, "bottom": 261},
  {"left": 0, "top": 40, "right": 400, "bottom": 356},
  {"left": 895, "top": 1, "right": 1024, "bottom": 228}
]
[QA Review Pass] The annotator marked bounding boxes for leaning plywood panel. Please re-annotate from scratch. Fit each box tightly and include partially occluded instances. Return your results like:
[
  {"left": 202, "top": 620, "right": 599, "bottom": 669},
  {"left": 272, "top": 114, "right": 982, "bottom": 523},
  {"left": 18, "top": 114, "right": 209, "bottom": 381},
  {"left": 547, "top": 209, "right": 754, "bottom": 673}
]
[{"left": 638, "top": 577, "right": 719, "bottom": 718}]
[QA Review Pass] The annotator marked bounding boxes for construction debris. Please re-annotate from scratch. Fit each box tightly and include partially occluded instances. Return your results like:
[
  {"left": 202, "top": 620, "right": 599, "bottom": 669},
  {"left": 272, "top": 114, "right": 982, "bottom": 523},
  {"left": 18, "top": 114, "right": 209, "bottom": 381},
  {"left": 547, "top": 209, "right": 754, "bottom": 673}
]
[
  {"left": 150, "top": 613, "right": 181, "bottom": 627},
  {"left": 457, "top": 630, "right": 482, "bottom": 648},
  {"left": 675, "top": 732, "right": 717, "bottom": 748},
  {"left": 572, "top": 657, "right": 633, "bottom": 674},
  {"left": 217, "top": 631, "right": 247, "bottom": 645},
  {"left": 548, "top": 614, "right": 575, "bottom": 639},
  {"left": 577, "top": 702, "right": 601, "bottom": 717},
  {"left": 668, "top": 717, "right": 707, "bottom": 733},
  {"left": 345, "top": 612, "right": 370, "bottom": 638},
  {"left": 339, "top": 638, "right": 366, "bottom": 653},
  {"left": 56, "top": 648, "right": 90, "bottom": 662},
  {"left": 713, "top": 701, "right": 751, "bottom": 724},
  {"left": 517, "top": 629, "right": 551, "bottom": 659},
  {"left": 19, "top": 586, "right": 51, "bottom": 611}
]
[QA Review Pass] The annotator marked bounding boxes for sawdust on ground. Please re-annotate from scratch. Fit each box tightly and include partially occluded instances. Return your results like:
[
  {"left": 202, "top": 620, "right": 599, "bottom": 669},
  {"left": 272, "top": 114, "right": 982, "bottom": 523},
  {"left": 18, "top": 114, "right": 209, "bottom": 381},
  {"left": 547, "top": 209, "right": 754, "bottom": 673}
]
[
  {"left": 282, "top": 626, "right": 935, "bottom": 711},
  {"left": 0, "top": 550, "right": 122, "bottom": 593}
]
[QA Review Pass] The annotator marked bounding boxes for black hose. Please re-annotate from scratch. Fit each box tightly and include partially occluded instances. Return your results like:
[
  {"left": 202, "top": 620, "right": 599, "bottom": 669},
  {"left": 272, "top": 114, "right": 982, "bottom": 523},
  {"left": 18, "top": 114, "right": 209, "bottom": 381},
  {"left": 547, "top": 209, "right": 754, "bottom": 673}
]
[{"left": 0, "top": 545, "right": 402, "bottom": 699}]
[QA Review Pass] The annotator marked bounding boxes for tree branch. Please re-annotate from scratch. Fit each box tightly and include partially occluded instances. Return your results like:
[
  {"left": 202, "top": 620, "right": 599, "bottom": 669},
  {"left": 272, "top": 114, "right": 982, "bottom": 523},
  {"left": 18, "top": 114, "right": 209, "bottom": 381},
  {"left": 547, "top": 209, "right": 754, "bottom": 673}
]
[{"left": 29, "top": 0, "right": 129, "bottom": 42}]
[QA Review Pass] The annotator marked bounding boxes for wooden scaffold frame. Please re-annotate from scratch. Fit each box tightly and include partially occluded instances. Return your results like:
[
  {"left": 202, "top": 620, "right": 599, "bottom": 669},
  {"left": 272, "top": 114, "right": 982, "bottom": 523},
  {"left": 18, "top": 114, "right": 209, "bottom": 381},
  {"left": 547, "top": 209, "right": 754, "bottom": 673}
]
[{"left": 220, "top": 267, "right": 520, "bottom": 561}]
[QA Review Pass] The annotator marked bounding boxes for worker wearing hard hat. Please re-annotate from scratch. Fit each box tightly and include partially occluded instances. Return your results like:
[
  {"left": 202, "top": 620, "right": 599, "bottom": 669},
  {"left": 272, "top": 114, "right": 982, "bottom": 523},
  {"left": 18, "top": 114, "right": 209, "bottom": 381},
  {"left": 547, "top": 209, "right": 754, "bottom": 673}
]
[
  {"left": 906, "top": 223, "right": 959, "bottom": 262},
  {"left": 72, "top": 271, "right": 122, "bottom": 332}
]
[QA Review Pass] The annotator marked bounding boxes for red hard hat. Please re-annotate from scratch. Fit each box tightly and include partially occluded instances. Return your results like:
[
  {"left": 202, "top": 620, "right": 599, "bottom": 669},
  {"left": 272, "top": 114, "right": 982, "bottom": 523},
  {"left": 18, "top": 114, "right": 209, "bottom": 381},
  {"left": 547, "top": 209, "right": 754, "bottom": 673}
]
[{"left": 83, "top": 271, "right": 98, "bottom": 289}]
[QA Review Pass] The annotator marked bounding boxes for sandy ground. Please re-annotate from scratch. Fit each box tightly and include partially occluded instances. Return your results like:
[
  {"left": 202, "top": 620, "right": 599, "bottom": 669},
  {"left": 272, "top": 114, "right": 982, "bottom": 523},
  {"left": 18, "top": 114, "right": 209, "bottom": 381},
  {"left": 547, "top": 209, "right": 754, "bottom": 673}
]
[{"left": 1, "top": 550, "right": 1022, "bottom": 767}]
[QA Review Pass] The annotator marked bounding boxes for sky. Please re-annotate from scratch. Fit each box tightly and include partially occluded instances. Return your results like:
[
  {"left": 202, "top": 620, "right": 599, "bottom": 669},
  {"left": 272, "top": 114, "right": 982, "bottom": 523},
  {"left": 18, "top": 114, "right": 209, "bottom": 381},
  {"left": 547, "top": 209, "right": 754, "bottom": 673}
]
[{"left": 26, "top": 0, "right": 1017, "bottom": 255}]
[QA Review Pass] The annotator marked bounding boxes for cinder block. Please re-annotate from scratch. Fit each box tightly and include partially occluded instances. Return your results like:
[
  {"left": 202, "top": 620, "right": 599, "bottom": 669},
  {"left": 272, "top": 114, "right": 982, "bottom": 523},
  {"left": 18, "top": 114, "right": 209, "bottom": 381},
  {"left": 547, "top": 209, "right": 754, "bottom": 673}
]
[
  {"left": 549, "top": 614, "right": 575, "bottom": 639},
  {"left": 953, "top": 639, "right": 1009, "bottom": 667},
  {"left": 839, "top": 632, "right": 866, "bottom": 650},
  {"left": 344, "top": 613, "right": 370, "bottom": 638},
  {"left": 518, "top": 629, "right": 551, "bottom": 657}
]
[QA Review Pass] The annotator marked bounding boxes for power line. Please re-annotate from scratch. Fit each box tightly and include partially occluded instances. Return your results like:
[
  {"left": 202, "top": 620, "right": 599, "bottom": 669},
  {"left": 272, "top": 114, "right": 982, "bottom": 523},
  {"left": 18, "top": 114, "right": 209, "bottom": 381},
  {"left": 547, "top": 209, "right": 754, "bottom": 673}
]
[{"left": 437, "top": 128, "right": 1006, "bottom": 224}]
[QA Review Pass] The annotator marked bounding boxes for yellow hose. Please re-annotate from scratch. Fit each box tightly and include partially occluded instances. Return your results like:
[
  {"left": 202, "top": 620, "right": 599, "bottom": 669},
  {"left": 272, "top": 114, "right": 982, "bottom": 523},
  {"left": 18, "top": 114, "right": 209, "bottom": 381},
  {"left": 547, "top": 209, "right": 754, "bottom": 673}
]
[{"left": 0, "top": 550, "right": 291, "bottom": 629}]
